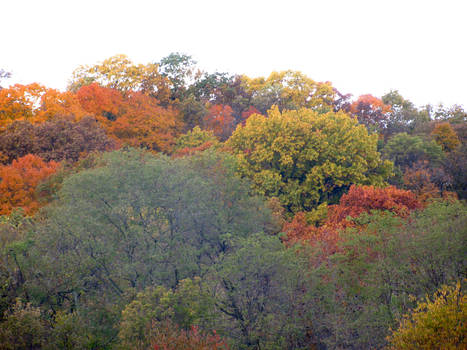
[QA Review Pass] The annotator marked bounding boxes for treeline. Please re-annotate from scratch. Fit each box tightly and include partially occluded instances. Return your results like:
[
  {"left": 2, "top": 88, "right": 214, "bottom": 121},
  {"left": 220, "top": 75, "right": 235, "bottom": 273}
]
[{"left": 0, "top": 55, "right": 465, "bottom": 349}]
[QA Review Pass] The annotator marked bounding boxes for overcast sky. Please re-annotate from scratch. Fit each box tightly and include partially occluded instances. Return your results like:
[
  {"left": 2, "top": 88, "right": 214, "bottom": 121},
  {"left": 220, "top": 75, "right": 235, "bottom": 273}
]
[{"left": 2, "top": 0, "right": 466, "bottom": 107}]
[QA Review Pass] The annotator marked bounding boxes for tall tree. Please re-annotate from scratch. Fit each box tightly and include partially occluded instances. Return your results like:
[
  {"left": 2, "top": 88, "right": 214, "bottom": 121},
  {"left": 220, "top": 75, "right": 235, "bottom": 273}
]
[{"left": 227, "top": 107, "right": 393, "bottom": 213}]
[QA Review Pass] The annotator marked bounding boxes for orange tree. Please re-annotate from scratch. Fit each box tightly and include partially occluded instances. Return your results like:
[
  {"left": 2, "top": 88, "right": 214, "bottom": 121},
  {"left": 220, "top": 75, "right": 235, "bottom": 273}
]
[{"left": 0, "top": 154, "right": 59, "bottom": 215}]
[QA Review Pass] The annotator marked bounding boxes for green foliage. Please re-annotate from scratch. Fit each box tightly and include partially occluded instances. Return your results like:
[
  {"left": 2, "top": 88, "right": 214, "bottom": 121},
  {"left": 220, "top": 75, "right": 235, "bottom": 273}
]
[
  {"left": 382, "top": 132, "right": 444, "bottom": 168},
  {"left": 0, "top": 300, "right": 49, "bottom": 350},
  {"left": 310, "top": 200, "right": 467, "bottom": 349},
  {"left": 172, "top": 126, "right": 219, "bottom": 154},
  {"left": 227, "top": 106, "right": 392, "bottom": 213},
  {"left": 24, "top": 148, "right": 275, "bottom": 322},
  {"left": 208, "top": 234, "right": 316, "bottom": 349},
  {"left": 118, "top": 277, "right": 215, "bottom": 350}
]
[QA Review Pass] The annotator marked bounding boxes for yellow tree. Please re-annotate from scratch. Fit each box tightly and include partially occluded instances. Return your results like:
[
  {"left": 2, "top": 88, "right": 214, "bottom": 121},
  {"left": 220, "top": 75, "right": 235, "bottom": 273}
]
[
  {"left": 68, "top": 54, "right": 171, "bottom": 104},
  {"left": 388, "top": 281, "right": 466, "bottom": 350},
  {"left": 227, "top": 107, "right": 392, "bottom": 213},
  {"left": 431, "top": 122, "right": 461, "bottom": 152},
  {"left": 242, "top": 70, "right": 336, "bottom": 113}
]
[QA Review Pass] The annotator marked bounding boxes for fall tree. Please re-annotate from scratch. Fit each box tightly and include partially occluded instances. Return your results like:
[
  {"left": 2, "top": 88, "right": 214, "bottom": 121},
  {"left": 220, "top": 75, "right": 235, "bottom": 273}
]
[
  {"left": 388, "top": 281, "right": 467, "bottom": 350},
  {"left": 431, "top": 122, "right": 460, "bottom": 152},
  {"left": 69, "top": 54, "right": 171, "bottom": 104},
  {"left": 227, "top": 107, "right": 393, "bottom": 213},
  {"left": 171, "top": 126, "right": 219, "bottom": 157},
  {"left": 0, "top": 83, "right": 86, "bottom": 129},
  {"left": 350, "top": 94, "right": 392, "bottom": 132},
  {"left": 0, "top": 154, "right": 59, "bottom": 215},
  {"left": 107, "top": 92, "right": 183, "bottom": 152},
  {"left": 0, "top": 116, "right": 116, "bottom": 164},
  {"left": 76, "top": 83, "right": 124, "bottom": 122},
  {"left": 282, "top": 185, "right": 421, "bottom": 250},
  {"left": 203, "top": 104, "right": 235, "bottom": 140}
]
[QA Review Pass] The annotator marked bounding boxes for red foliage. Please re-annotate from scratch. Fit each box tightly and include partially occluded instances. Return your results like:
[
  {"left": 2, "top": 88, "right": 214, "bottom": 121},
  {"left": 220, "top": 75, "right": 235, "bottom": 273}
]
[
  {"left": 240, "top": 106, "right": 260, "bottom": 125},
  {"left": 282, "top": 186, "right": 422, "bottom": 255},
  {"left": 151, "top": 321, "right": 229, "bottom": 350},
  {"left": 172, "top": 141, "right": 216, "bottom": 158},
  {"left": 0, "top": 155, "right": 59, "bottom": 215},
  {"left": 203, "top": 104, "right": 235, "bottom": 140}
]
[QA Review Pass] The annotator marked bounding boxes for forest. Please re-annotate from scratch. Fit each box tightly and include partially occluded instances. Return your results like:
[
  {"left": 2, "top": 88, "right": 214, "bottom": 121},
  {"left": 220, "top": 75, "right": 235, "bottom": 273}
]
[{"left": 0, "top": 54, "right": 465, "bottom": 349}]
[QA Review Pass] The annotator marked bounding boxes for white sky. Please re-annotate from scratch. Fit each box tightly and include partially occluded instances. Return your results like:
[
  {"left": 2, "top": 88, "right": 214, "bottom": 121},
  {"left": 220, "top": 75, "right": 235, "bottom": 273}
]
[{"left": 1, "top": 0, "right": 466, "bottom": 108}]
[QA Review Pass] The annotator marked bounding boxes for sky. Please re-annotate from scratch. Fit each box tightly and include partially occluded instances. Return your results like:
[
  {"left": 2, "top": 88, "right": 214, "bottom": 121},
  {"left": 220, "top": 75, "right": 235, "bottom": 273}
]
[{"left": 2, "top": 0, "right": 466, "bottom": 108}]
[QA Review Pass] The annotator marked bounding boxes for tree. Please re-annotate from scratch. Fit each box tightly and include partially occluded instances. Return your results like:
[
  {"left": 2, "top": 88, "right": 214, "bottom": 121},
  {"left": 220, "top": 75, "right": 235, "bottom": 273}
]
[
  {"left": 388, "top": 281, "right": 466, "bottom": 350},
  {"left": 203, "top": 104, "right": 235, "bottom": 140},
  {"left": 26, "top": 149, "right": 276, "bottom": 310},
  {"left": 76, "top": 83, "right": 124, "bottom": 121},
  {"left": 350, "top": 94, "right": 392, "bottom": 132},
  {"left": 0, "top": 116, "right": 116, "bottom": 164},
  {"left": 0, "top": 83, "right": 86, "bottom": 130},
  {"left": 431, "top": 122, "right": 460, "bottom": 152},
  {"left": 0, "top": 155, "right": 59, "bottom": 215},
  {"left": 382, "top": 133, "right": 444, "bottom": 169},
  {"left": 243, "top": 70, "right": 336, "bottom": 113},
  {"left": 171, "top": 126, "right": 219, "bottom": 157},
  {"left": 227, "top": 107, "right": 393, "bottom": 213},
  {"left": 208, "top": 234, "right": 316, "bottom": 349},
  {"left": 106, "top": 92, "right": 183, "bottom": 152},
  {"left": 158, "top": 52, "right": 198, "bottom": 101},
  {"left": 0, "top": 301, "right": 49, "bottom": 350}
]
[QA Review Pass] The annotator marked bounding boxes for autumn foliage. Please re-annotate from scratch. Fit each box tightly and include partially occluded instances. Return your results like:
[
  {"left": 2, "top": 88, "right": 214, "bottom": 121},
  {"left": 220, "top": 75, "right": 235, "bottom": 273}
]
[
  {"left": 151, "top": 322, "right": 229, "bottom": 350},
  {"left": 350, "top": 94, "right": 392, "bottom": 131},
  {"left": 283, "top": 185, "right": 421, "bottom": 249},
  {"left": 203, "top": 104, "right": 235, "bottom": 140},
  {"left": 0, "top": 154, "right": 59, "bottom": 215}
]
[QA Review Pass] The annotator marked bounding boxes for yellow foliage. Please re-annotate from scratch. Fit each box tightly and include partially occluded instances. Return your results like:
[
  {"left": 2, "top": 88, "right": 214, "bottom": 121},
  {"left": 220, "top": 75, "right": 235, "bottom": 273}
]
[{"left": 387, "top": 281, "right": 467, "bottom": 350}]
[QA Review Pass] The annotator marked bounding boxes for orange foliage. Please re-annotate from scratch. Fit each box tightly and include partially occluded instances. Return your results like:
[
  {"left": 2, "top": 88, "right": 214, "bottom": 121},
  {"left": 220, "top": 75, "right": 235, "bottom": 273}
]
[
  {"left": 172, "top": 141, "right": 216, "bottom": 158},
  {"left": 431, "top": 122, "right": 460, "bottom": 152},
  {"left": 283, "top": 186, "right": 421, "bottom": 255},
  {"left": 0, "top": 83, "right": 86, "bottom": 129},
  {"left": 76, "top": 83, "right": 124, "bottom": 123},
  {"left": 151, "top": 321, "right": 229, "bottom": 350},
  {"left": 350, "top": 94, "right": 392, "bottom": 130},
  {"left": 107, "top": 92, "right": 183, "bottom": 152},
  {"left": 327, "top": 185, "right": 421, "bottom": 227},
  {"left": 203, "top": 104, "right": 234, "bottom": 140},
  {"left": 0, "top": 154, "right": 59, "bottom": 215}
]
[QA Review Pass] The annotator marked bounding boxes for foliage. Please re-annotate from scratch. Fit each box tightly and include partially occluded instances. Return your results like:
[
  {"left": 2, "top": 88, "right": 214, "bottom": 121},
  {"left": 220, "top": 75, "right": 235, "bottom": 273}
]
[
  {"left": 350, "top": 94, "right": 392, "bottom": 132},
  {"left": 203, "top": 104, "right": 235, "bottom": 140},
  {"left": 208, "top": 234, "right": 316, "bottom": 349},
  {"left": 388, "top": 281, "right": 466, "bottom": 350},
  {"left": 309, "top": 200, "right": 467, "bottom": 349},
  {"left": 25, "top": 149, "right": 275, "bottom": 310},
  {"left": 431, "top": 122, "right": 460, "bottom": 152},
  {"left": 0, "top": 155, "right": 59, "bottom": 215},
  {"left": 150, "top": 321, "right": 229, "bottom": 350},
  {"left": 171, "top": 126, "right": 219, "bottom": 156},
  {"left": 382, "top": 132, "right": 444, "bottom": 168},
  {"left": 0, "top": 300, "right": 49, "bottom": 350},
  {"left": 443, "top": 144, "right": 467, "bottom": 199},
  {"left": 243, "top": 70, "right": 336, "bottom": 113},
  {"left": 0, "top": 83, "right": 86, "bottom": 130},
  {"left": 0, "top": 116, "right": 116, "bottom": 164},
  {"left": 69, "top": 54, "right": 171, "bottom": 103},
  {"left": 118, "top": 278, "right": 215, "bottom": 350},
  {"left": 227, "top": 107, "right": 393, "bottom": 213},
  {"left": 106, "top": 92, "right": 183, "bottom": 152}
]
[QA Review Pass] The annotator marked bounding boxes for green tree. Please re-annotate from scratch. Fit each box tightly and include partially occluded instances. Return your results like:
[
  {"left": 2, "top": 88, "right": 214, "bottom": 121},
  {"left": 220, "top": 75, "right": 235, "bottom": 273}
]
[
  {"left": 382, "top": 132, "right": 444, "bottom": 168},
  {"left": 208, "top": 234, "right": 316, "bottom": 349},
  {"left": 227, "top": 106, "right": 392, "bottom": 213}
]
